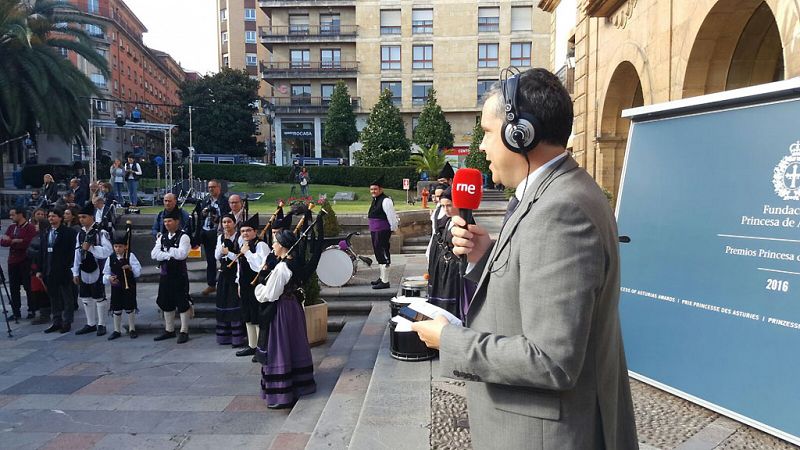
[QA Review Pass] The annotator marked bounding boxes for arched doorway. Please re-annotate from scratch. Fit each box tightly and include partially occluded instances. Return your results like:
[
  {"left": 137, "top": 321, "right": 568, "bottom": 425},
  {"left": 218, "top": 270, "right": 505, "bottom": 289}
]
[
  {"left": 683, "top": 0, "right": 784, "bottom": 98},
  {"left": 599, "top": 61, "right": 643, "bottom": 199}
]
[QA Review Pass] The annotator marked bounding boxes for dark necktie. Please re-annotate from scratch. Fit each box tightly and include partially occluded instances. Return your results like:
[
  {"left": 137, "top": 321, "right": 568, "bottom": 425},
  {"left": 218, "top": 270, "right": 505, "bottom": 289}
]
[{"left": 503, "top": 196, "right": 520, "bottom": 226}]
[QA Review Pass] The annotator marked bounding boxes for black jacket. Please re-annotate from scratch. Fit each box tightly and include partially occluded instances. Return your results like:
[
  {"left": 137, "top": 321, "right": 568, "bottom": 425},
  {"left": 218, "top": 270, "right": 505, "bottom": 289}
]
[{"left": 39, "top": 224, "right": 77, "bottom": 285}]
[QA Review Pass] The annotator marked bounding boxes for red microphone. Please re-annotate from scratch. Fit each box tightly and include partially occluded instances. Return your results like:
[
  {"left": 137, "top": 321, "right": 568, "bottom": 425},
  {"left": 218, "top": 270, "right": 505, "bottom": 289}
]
[{"left": 451, "top": 168, "right": 483, "bottom": 227}]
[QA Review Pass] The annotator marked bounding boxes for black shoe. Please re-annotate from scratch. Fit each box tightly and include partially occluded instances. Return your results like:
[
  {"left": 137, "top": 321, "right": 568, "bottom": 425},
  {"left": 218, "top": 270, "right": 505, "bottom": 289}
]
[
  {"left": 9, "top": 313, "right": 20, "bottom": 321},
  {"left": 32, "top": 316, "right": 50, "bottom": 325},
  {"left": 44, "top": 323, "right": 61, "bottom": 333},
  {"left": 252, "top": 355, "right": 258, "bottom": 363},
  {"left": 370, "top": 278, "right": 382, "bottom": 286},
  {"left": 60, "top": 323, "right": 71, "bottom": 333},
  {"left": 372, "top": 281, "right": 390, "bottom": 290},
  {"left": 107, "top": 331, "right": 121, "bottom": 341},
  {"left": 236, "top": 347, "right": 256, "bottom": 357},
  {"left": 96, "top": 325, "right": 106, "bottom": 337},
  {"left": 129, "top": 330, "right": 138, "bottom": 339},
  {"left": 26, "top": 312, "right": 36, "bottom": 320},
  {"left": 153, "top": 331, "right": 176, "bottom": 341},
  {"left": 75, "top": 325, "right": 97, "bottom": 335},
  {"left": 177, "top": 332, "right": 189, "bottom": 344},
  {"left": 267, "top": 401, "right": 296, "bottom": 410}
]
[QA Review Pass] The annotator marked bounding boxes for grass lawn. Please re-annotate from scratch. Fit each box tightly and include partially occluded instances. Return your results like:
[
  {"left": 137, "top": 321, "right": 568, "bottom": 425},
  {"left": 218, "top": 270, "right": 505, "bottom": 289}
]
[{"left": 138, "top": 182, "right": 426, "bottom": 214}]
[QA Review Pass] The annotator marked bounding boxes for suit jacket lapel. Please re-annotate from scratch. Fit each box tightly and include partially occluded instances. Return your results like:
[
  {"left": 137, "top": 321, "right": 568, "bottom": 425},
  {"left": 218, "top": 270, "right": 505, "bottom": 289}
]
[{"left": 467, "top": 156, "right": 579, "bottom": 317}]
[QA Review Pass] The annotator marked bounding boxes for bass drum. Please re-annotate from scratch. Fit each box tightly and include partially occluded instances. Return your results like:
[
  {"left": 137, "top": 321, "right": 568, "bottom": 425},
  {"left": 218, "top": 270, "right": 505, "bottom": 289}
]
[{"left": 316, "top": 247, "right": 357, "bottom": 287}]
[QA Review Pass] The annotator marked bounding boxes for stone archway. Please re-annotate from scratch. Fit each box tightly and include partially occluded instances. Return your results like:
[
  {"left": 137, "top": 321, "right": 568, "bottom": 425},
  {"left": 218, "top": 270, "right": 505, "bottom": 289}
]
[
  {"left": 682, "top": 0, "right": 784, "bottom": 98},
  {"left": 598, "top": 61, "right": 643, "bottom": 199}
]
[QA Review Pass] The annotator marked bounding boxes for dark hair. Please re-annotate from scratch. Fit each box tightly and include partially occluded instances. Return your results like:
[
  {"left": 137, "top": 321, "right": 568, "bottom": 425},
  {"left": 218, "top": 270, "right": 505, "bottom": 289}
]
[
  {"left": 50, "top": 208, "right": 65, "bottom": 218},
  {"left": 11, "top": 208, "right": 28, "bottom": 219},
  {"left": 487, "top": 68, "right": 573, "bottom": 148}
]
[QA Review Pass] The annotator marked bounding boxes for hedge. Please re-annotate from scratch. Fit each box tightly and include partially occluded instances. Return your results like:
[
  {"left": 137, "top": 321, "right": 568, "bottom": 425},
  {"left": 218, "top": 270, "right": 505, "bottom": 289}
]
[{"left": 192, "top": 164, "right": 419, "bottom": 190}]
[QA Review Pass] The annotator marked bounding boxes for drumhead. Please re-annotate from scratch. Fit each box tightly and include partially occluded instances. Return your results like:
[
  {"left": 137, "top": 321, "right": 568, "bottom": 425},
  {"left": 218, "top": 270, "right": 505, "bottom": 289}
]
[
  {"left": 391, "top": 296, "right": 427, "bottom": 305},
  {"left": 401, "top": 276, "right": 428, "bottom": 289},
  {"left": 317, "top": 248, "right": 356, "bottom": 287}
]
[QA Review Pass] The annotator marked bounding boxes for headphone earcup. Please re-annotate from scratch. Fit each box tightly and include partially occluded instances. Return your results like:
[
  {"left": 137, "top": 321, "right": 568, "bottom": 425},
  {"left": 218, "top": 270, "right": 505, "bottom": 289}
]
[{"left": 502, "top": 117, "right": 538, "bottom": 154}]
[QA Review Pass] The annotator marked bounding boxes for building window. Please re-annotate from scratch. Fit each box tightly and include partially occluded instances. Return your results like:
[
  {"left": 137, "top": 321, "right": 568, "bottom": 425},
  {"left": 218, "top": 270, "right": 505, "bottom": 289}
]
[
  {"left": 291, "top": 85, "right": 311, "bottom": 105},
  {"left": 90, "top": 73, "right": 106, "bottom": 88},
  {"left": 320, "top": 14, "right": 341, "bottom": 34},
  {"left": 290, "top": 49, "right": 310, "bottom": 68},
  {"left": 381, "top": 81, "right": 402, "bottom": 106},
  {"left": 412, "top": 81, "right": 433, "bottom": 106},
  {"left": 221, "top": 32, "right": 228, "bottom": 45},
  {"left": 85, "top": 23, "right": 103, "bottom": 37},
  {"left": 511, "top": 42, "right": 532, "bottom": 66},
  {"left": 245, "top": 31, "right": 257, "bottom": 43},
  {"left": 478, "top": 43, "right": 499, "bottom": 68},
  {"left": 412, "top": 116, "right": 419, "bottom": 132},
  {"left": 246, "top": 53, "right": 257, "bottom": 66},
  {"left": 477, "top": 79, "right": 494, "bottom": 102},
  {"left": 87, "top": 0, "right": 99, "bottom": 13},
  {"left": 222, "top": 54, "right": 229, "bottom": 67},
  {"left": 244, "top": 8, "right": 256, "bottom": 21},
  {"left": 289, "top": 14, "right": 309, "bottom": 34},
  {"left": 220, "top": 8, "right": 227, "bottom": 21},
  {"left": 321, "top": 49, "right": 341, "bottom": 68},
  {"left": 412, "top": 9, "right": 433, "bottom": 34},
  {"left": 381, "top": 45, "right": 401, "bottom": 70},
  {"left": 93, "top": 99, "right": 107, "bottom": 112},
  {"left": 478, "top": 7, "right": 500, "bottom": 33},
  {"left": 511, "top": 6, "right": 532, "bottom": 32},
  {"left": 412, "top": 45, "right": 432, "bottom": 69},
  {"left": 322, "top": 84, "right": 335, "bottom": 104},
  {"left": 380, "top": 10, "right": 401, "bottom": 35}
]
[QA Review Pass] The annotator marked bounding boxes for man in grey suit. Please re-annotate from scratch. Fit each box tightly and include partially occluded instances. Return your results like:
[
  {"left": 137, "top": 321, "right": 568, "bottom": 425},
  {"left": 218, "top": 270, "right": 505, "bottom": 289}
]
[{"left": 413, "top": 68, "right": 638, "bottom": 449}]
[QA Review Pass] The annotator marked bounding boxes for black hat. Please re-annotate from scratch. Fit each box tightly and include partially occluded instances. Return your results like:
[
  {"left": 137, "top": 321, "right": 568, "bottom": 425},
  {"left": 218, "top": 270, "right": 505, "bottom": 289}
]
[
  {"left": 275, "top": 229, "right": 297, "bottom": 249},
  {"left": 113, "top": 234, "right": 128, "bottom": 245},
  {"left": 369, "top": 177, "right": 384, "bottom": 187},
  {"left": 439, "top": 162, "right": 454, "bottom": 179},
  {"left": 79, "top": 203, "right": 95, "bottom": 216},
  {"left": 439, "top": 187, "right": 452, "bottom": 201},
  {"left": 125, "top": 152, "right": 133, "bottom": 159},
  {"left": 163, "top": 207, "right": 182, "bottom": 221},
  {"left": 272, "top": 210, "right": 292, "bottom": 230},
  {"left": 221, "top": 213, "right": 236, "bottom": 223},
  {"left": 241, "top": 213, "right": 259, "bottom": 230}
]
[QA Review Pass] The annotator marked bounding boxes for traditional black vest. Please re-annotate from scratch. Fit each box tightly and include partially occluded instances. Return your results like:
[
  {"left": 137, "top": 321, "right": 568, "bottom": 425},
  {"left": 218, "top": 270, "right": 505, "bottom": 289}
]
[
  {"left": 125, "top": 162, "right": 141, "bottom": 181},
  {"left": 238, "top": 237, "right": 261, "bottom": 288},
  {"left": 78, "top": 227, "right": 99, "bottom": 273},
  {"left": 109, "top": 253, "right": 136, "bottom": 290},
  {"left": 368, "top": 193, "right": 389, "bottom": 220},
  {"left": 160, "top": 230, "right": 187, "bottom": 276},
  {"left": 219, "top": 233, "right": 240, "bottom": 275}
]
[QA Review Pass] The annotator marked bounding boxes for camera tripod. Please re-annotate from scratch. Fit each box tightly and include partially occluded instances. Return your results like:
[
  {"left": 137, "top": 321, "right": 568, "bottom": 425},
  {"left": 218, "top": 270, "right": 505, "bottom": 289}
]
[{"left": 0, "top": 263, "right": 15, "bottom": 338}]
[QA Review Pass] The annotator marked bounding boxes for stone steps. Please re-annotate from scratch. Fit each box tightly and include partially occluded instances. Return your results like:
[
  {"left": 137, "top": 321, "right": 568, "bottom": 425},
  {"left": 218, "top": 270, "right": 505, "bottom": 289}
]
[{"left": 401, "top": 245, "right": 428, "bottom": 254}]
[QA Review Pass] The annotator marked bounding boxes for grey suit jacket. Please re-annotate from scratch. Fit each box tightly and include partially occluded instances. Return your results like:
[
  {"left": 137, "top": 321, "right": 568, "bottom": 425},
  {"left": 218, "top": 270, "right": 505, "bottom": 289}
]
[{"left": 439, "top": 156, "right": 638, "bottom": 450}]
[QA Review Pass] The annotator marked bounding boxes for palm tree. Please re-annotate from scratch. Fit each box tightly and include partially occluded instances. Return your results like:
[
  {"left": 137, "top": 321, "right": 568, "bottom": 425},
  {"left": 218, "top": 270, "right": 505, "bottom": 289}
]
[
  {"left": 409, "top": 143, "right": 447, "bottom": 178},
  {"left": 0, "top": 0, "right": 109, "bottom": 142}
]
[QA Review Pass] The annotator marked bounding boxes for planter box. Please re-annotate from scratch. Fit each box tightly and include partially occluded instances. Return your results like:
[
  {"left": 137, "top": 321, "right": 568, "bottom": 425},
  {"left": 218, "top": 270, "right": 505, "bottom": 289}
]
[{"left": 305, "top": 299, "right": 328, "bottom": 347}]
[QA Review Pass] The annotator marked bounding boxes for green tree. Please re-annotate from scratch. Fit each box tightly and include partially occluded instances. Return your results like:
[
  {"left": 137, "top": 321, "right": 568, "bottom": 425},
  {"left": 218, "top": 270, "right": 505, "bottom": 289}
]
[
  {"left": 172, "top": 68, "right": 262, "bottom": 156},
  {"left": 409, "top": 144, "right": 446, "bottom": 176},
  {"left": 0, "top": 0, "right": 109, "bottom": 142},
  {"left": 465, "top": 119, "right": 489, "bottom": 174},
  {"left": 412, "top": 88, "right": 453, "bottom": 150},
  {"left": 322, "top": 80, "right": 357, "bottom": 159},
  {"left": 355, "top": 89, "right": 409, "bottom": 166}
]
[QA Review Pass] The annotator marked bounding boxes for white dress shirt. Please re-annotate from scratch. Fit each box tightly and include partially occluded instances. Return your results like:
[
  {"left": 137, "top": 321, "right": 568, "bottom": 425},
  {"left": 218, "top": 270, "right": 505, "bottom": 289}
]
[
  {"left": 72, "top": 228, "right": 112, "bottom": 283},
  {"left": 258, "top": 261, "right": 293, "bottom": 303},
  {"left": 150, "top": 232, "right": 191, "bottom": 261},
  {"left": 102, "top": 252, "right": 142, "bottom": 284}
]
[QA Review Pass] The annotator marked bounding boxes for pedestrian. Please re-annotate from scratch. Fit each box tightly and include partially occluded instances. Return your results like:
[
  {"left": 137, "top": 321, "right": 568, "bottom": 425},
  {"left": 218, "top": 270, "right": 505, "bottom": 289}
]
[
  {"left": 412, "top": 68, "right": 638, "bottom": 449},
  {"left": 299, "top": 167, "right": 310, "bottom": 197},
  {"left": 425, "top": 187, "right": 463, "bottom": 318},
  {"left": 196, "top": 179, "right": 230, "bottom": 296},
  {"left": 228, "top": 194, "right": 246, "bottom": 226},
  {"left": 109, "top": 159, "right": 125, "bottom": 201},
  {"left": 104, "top": 234, "right": 141, "bottom": 340},
  {"left": 214, "top": 214, "right": 246, "bottom": 348},
  {"left": 72, "top": 203, "right": 112, "bottom": 337},
  {"left": 150, "top": 207, "right": 192, "bottom": 344},
  {"left": 124, "top": 154, "right": 143, "bottom": 206},
  {"left": 63, "top": 206, "right": 80, "bottom": 231},
  {"left": 254, "top": 229, "right": 316, "bottom": 409},
  {"left": 101, "top": 182, "right": 116, "bottom": 205},
  {"left": 367, "top": 178, "right": 398, "bottom": 290},
  {"left": 37, "top": 208, "right": 78, "bottom": 333},
  {"left": 28, "top": 208, "right": 51, "bottom": 324},
  {"left": 233, "top": 214, "right": 269, "bottom": 360},
  {"left": 1, "top": 208, "right": 37, "bottom": 320},
  {"left": 42, "top": 174, "right": 58, "bottom": 205},
  {"left": 70, "top": 178, "right": 88, "bottom": 208},
  {"left": 151, "top": 193, "right": 192, "bottom": 237}
]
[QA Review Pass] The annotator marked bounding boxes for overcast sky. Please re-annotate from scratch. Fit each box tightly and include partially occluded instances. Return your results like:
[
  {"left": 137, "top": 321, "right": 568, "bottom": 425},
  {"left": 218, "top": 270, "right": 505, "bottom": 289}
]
[{"left": 124, "top": 0, "right": 218, "bottom": 75}]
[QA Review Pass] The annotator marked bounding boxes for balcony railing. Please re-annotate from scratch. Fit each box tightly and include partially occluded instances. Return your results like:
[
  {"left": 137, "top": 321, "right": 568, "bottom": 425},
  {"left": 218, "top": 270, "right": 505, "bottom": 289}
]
[
  {"left": 261, "top": 61, "right": 358, "bottom": 79},
  {"left": 260, "top": 24, "right": 358, "bottom": 38},
  {"left": 258, "top": 0, "right": 355, "bottom": 8},
  {"left": 266, "top": 96, "right": 360, "bottom": 113}
]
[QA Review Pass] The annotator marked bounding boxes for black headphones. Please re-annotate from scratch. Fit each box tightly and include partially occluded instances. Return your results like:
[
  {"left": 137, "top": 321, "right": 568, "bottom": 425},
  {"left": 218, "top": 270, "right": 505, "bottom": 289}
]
[{"left": 501, "top": 68, "right": 543, "bottom": 154}]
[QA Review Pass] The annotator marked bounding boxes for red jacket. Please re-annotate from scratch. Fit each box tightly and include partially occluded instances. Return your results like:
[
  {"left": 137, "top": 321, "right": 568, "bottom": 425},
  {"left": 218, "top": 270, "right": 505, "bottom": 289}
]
[{"left": 1, "top": 221, "right": 37, "bottom": 265}]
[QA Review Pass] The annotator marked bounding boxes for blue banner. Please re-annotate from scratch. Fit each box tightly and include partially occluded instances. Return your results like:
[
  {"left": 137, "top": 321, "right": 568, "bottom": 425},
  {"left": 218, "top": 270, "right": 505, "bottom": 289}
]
[{"left": 617, "top": 89, "right": 800, "bottom": 445}]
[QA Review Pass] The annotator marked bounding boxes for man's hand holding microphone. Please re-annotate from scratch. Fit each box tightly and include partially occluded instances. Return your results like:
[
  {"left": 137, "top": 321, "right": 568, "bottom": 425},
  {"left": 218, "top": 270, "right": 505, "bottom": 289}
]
[{"left": 412, "top": 168, "right": 485, "bottom": 349}]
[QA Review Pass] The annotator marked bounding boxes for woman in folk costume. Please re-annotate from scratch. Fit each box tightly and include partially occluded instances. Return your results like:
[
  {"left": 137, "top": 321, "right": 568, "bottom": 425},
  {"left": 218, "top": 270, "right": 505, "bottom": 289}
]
[
  {"left": 255, "top": 213, "right": 324, "bottom": 409},
  {"left": 426, "top": 187, "right": 467, "bottom": 319},
  {"left": 426, "top": 184, "right": 450, "bottom": 283},
  {"left": 234, "top": 213, "right": 270, "bottom": 360},
  {"left": 214, "top": 214, "right": 247, "bottom": 348}
]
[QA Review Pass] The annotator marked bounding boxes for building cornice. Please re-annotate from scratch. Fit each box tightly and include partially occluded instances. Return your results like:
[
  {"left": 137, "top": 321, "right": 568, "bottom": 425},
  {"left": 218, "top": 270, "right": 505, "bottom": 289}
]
[
  {"left": 582, "top": 0, "right": 627, "bottom": 17},
  {"left": 537, "top": 0, "right": 561, "bottom": 13}
]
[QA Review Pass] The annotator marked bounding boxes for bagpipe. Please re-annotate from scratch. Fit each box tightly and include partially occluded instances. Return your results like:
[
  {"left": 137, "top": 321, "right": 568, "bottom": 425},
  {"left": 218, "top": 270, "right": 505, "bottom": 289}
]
[{"left": 122, "top": 221, "right": 132, "bottom": 289}]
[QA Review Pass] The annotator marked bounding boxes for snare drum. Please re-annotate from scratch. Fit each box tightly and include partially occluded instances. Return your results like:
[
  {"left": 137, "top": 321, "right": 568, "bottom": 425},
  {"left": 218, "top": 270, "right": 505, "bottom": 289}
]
[
  {"left": 401, "top": 276, "right": 428, "bottom": 298},
  {"left": 390, "top": 296, "right": 427, "bottom": 318},
  {"left": 389, "top": 320, "right": 437, "bottom": 361},
  {"left": 317, "top": 246, "right": 357, "bottom": 287}
]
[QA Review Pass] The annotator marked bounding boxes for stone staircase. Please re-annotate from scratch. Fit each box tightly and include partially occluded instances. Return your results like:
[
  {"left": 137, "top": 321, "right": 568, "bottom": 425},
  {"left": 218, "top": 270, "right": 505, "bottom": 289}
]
[{"left": 401, "top": 235, "right": 430, "bottom": 254}]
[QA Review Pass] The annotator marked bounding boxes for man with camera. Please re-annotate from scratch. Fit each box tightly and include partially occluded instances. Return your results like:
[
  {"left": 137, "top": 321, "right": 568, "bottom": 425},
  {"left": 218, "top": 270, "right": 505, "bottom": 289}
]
[{"left": 196, "top": 180, "right": 229, "bottom": 296}]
